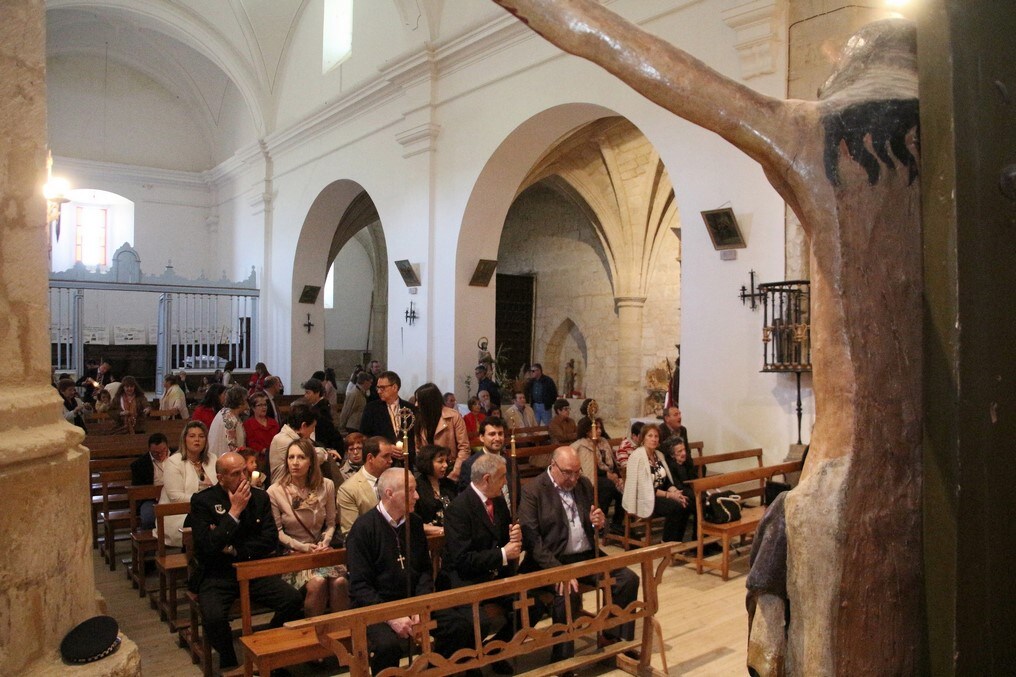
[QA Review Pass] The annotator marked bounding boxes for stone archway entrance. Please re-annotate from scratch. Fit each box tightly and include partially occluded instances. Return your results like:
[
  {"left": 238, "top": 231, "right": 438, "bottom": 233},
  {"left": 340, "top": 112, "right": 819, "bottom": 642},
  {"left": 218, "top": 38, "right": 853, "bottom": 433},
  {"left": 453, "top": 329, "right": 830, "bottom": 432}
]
[
  {"left": 323, "top": 192, "right": 388, "bottom": 381},
  {"left": 291, "top": 181, "right": 387, "bottom": 385},
  {"left": 497, "top": 116, "right": 682, "bottom": 426}
]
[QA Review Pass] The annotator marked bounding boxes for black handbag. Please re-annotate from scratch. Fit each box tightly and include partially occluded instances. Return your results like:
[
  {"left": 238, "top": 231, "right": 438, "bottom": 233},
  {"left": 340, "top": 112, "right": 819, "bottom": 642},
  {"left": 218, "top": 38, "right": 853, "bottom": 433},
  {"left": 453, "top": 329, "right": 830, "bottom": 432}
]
[
  {"left": 764, "top": 480, "right": 792, "bottom": 505},
  {"left": 704, "top": 490, "right": 742, "bottom": 523}
]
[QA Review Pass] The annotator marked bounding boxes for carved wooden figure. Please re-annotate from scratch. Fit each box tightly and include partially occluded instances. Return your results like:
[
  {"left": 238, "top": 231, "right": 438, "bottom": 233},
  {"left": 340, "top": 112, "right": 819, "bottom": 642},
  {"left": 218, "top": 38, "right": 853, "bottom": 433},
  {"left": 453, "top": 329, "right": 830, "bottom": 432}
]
[{"left": 491, "top": 1, "right": 922, "bottom": 674}]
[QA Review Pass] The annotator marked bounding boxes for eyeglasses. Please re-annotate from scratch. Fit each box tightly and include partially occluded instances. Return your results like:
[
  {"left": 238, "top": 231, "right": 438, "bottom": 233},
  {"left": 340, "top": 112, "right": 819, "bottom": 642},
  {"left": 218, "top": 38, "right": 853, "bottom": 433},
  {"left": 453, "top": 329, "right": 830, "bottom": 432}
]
[
  {"left": 376, "top": 383, "right": 396, "bottom": 390},
  {"left": 552, "top": 462, "right": 581, "bottom": 478},
  {"left": 254, "top": 402, "right": 268, "bottom": 408}
]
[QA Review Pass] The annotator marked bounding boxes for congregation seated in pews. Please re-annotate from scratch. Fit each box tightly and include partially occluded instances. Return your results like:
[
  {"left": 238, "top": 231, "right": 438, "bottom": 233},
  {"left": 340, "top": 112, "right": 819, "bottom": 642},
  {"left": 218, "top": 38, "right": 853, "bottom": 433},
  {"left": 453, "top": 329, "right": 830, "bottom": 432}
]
[{"left": 83, "top": 362, "right": 794, "bottom": 676}]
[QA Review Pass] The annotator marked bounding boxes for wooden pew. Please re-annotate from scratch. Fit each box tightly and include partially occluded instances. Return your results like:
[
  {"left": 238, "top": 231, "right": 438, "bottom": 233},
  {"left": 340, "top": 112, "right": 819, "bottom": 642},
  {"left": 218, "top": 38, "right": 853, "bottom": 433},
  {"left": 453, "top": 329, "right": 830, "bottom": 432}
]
[
  {"left": 282, "top": 544, "right": 674, "bottom": 677},
  {"left": 227, "top": 535, "right": 444, "bottom": 677},
  {"left": 96, "top": 469, "right": 134, "bottom": 570},
  {"left": 154, "top": 501, "right": 192, "bottom": 632},
  {"left": 682, "top": 460, "right": 803, "bottom": 580},
  {"left": 126, "top": 484, "right": 163, "bottom": 595}
]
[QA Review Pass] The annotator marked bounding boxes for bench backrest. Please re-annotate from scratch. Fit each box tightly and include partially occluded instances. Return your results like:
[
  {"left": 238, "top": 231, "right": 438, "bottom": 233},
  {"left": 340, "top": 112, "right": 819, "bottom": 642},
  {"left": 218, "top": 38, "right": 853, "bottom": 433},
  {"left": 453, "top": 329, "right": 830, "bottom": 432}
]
[
  {"left": 233, "top": 533, "right": 445, "bottom": 635},
  {"left": 686, "top": 455, "right": 804, "bottom": 524},
  {"left": 97, "top": 469, "right": 133, "bottom": 512},
  {"left": 286, "top": 543, "right": 673, "bottom": 677},
  {"left": 692, "top": 448, "right": 764, "bottom": 494},
  {"left": 154, "top": 501, "right": 191, "bottom": 557},
  {"left": 127, "top": 484, "right": 162, "bottom": 531}
]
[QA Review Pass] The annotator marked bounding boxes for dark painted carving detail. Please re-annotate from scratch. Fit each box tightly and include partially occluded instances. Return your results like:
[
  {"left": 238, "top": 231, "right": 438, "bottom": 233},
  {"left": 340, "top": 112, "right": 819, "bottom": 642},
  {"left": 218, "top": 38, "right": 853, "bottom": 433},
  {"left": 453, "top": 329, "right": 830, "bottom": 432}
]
[{"left": 822, "top": 99, "right": 920, "bottom": 187}]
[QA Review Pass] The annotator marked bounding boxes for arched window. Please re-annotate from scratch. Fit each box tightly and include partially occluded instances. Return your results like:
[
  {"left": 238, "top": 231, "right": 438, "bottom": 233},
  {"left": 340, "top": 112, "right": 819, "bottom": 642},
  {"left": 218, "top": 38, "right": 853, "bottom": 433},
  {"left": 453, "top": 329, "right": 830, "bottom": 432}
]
[
  {"left": 322, "top": 0, "right": 353, "bottom": 74},
  {"left": 51, "top": 189, "right": 134, "bottom": 272}
]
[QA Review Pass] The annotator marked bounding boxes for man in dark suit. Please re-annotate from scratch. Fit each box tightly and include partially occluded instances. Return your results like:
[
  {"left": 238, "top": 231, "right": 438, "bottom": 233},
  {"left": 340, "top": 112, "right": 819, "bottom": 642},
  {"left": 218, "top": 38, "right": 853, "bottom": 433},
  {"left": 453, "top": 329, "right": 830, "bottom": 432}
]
[
  {"left": 189, "top": 452, "right": 303, "bottom": 671},
  {"left": 440, "top": 452, "right": 521, "bottom": 672},
  {"left": 263, "top": 375, "right": 283, "bottom": 421},
  {"left": 660, "top": 405, "right": 690, "bottom": 448},
  {"left": 519, "top": 446, "right": 639, "bottom": 661},
  {"left": 130, "top": 433, "right": 170, "bottom": 528},
  {"left": 359, "top": 370, "right": 417, "bottom": 467},
  {"left": 474, "top": 363, "right": 501, "bottom": 408}
]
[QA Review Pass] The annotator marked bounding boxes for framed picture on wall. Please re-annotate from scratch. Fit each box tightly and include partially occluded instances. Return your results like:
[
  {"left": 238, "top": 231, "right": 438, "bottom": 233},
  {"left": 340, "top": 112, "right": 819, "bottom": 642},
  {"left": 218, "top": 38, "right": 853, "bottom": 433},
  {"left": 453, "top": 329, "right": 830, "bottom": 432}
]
[{"left": 701, "top": 208, "right": 747, "bottom": 250}]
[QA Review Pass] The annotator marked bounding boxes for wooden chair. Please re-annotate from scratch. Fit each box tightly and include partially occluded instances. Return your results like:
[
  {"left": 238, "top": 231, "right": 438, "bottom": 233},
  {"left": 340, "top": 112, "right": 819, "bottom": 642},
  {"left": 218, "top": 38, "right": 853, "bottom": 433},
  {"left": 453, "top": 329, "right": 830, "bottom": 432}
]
[
  {"left": 97, "top": 469, "right": 133, "bottom": 569},
  {"left": 154, "top": 501, "right": 192, "bottom": 632},
  {"left": 126, "top": 484, "right": 163, "bottom": 595}
]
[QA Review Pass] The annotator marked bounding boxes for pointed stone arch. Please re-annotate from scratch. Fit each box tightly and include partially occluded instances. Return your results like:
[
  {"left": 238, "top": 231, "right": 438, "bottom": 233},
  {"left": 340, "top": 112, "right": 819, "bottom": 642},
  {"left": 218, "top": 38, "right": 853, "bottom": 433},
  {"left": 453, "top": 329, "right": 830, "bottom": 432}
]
[{"left": 543, "top": 318, "right": 588, "bottom": 398}]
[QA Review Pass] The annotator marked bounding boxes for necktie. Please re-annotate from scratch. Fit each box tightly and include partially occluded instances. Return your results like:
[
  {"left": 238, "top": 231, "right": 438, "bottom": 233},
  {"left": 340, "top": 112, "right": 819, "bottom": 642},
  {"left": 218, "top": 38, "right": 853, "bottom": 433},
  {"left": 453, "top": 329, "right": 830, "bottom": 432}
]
[{"left": 485, "top": 498, "right": 495, "bottom": 523}]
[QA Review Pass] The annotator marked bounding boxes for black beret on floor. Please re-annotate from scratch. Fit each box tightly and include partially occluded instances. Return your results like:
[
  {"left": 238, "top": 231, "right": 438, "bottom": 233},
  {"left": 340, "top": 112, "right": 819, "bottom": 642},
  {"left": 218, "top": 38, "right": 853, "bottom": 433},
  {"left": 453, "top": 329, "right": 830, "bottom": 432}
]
[{"left": 60, "top": 615, "right": 121, "bottom": 664}]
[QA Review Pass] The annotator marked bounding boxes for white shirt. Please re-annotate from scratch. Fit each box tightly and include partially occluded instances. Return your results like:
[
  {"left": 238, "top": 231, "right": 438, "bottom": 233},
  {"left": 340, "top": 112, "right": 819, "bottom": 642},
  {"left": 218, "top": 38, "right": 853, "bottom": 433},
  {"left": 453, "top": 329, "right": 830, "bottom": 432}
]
[{"left": 548, "top": 469, "right": 591, "bottom": 555}]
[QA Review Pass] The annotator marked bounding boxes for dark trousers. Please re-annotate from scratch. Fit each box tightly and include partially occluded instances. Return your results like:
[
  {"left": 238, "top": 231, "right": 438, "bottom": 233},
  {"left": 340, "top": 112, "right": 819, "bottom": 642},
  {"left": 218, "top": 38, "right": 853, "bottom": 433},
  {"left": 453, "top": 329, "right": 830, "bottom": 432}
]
[
  {"left": 198, "top": 574, "right": 304, "bottom": 669},
  {"left": 366, "top": 622, "right": 405, "bottom": 675},
  {"left": 597, "top": 475, "right": 626, "bottom": 525},
  {"left": 139, "top": 500, "right": 156, "bottom": 530},
  {"left": 653, "top": 495, "right": 691, "bottom": 542},
  {"left": 435, "top": 596, "right": 514, "bottom": 658},
  {"left": 534, "top": 551, "right": 640, "bottom": 661}
]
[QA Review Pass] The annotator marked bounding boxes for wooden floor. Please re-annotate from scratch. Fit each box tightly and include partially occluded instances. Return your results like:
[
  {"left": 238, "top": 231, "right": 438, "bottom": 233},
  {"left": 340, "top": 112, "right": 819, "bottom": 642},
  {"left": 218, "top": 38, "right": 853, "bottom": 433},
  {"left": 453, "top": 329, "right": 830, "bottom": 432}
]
[{"left": 94, "top": 543, "right": 750, "bottom": 676}]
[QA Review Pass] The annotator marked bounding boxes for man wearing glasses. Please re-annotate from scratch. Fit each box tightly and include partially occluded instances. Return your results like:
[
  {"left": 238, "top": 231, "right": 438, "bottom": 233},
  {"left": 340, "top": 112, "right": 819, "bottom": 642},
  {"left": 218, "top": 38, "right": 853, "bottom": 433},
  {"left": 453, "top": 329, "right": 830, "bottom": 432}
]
[
  {"left": 360, "top": 370, "right": 417, "bottom": 467},
  {"left": 519, "top": 446, "right": 638, "bottom": 661}
]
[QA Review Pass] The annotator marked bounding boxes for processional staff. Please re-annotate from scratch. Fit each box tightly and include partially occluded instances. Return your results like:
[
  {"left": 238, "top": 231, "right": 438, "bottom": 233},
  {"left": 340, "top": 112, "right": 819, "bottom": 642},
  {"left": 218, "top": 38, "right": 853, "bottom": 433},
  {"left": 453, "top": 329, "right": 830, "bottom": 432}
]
[
  {"left": 587, "top": 399, "right": 601, "bottom": 558},
  {"left": 397, "top": 406, "right": 417, "bottom": 662}
]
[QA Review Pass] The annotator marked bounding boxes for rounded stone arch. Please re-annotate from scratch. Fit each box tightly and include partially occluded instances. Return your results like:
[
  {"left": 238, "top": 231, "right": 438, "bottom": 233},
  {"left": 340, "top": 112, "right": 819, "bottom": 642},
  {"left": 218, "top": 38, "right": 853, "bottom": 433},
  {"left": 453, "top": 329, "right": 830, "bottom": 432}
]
[
  {"left": 543, "top": 318, "right": 588, "bottom": 398},
  {"left": 454, "top": 102, "right": 622, "bottom": 394},
  {"left": 291, "top": 180, "right": 388, "bottom": 385}
]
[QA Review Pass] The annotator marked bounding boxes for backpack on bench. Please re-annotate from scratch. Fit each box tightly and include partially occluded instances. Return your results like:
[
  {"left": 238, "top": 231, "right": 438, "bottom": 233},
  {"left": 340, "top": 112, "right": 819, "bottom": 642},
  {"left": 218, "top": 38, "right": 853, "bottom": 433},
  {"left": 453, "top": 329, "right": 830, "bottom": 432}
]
[{"left": 704, "top": 490, "right": 742, "bottom": 523}]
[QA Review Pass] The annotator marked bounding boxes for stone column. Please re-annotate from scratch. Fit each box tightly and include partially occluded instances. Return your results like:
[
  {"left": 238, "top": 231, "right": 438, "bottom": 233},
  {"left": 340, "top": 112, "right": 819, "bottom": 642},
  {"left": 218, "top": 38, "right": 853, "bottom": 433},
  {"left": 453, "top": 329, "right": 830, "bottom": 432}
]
[
  {"left": 0, "top": 2, "right": 138, "bottom": 673},
  {"left": 614, "top": 296, "right": 646, "bottom": 421}
]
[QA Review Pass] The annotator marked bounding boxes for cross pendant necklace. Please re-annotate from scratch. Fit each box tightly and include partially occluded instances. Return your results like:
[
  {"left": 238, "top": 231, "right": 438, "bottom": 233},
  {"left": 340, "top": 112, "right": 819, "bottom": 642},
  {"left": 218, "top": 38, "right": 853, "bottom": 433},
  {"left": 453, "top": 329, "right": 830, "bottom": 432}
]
[{"left": 396, "top": 552, "right": 406, "bottom": 570}]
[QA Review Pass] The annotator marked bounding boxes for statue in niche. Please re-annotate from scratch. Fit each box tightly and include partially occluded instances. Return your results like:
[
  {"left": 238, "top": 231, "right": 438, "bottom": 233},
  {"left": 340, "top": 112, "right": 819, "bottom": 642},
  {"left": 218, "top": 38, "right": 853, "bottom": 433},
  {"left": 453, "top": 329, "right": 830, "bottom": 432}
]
[
  {"left": 492, "top": 2, "right": 922, "bottom": 674},
  {"left": 563, "top": 358, "right": 576, "bottom": 396}
]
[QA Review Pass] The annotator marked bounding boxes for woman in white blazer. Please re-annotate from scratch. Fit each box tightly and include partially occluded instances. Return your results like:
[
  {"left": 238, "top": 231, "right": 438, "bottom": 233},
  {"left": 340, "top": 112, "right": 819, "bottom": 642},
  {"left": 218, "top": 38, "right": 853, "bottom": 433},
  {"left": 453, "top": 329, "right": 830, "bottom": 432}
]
[
  {"left": 159, "top": 421, "right": 217, "bottom": 547},
  {"left": 621, "top": 423, "right": 689, "bottom": 542}
]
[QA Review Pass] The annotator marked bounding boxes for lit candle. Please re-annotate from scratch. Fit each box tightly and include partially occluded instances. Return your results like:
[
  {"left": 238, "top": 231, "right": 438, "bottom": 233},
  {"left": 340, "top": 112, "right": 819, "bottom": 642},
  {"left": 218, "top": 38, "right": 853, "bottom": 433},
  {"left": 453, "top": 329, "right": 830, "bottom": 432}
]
[
  {"left": 251, "top": 471, "right": 261, "bottom": 483},
  {"left": 395, "top": 440, "right": 404, "bottom": 452}
]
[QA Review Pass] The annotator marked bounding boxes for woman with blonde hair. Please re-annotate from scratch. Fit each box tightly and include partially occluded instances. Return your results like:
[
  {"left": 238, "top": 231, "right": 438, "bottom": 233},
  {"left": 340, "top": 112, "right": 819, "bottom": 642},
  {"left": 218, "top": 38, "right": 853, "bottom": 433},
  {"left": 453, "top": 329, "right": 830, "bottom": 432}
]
[
  {"left": 159, "top": 420, "right": 217, "bottom": 547},
  {"left": 267, "top": 438, "right": 346, "bottom": 617}
]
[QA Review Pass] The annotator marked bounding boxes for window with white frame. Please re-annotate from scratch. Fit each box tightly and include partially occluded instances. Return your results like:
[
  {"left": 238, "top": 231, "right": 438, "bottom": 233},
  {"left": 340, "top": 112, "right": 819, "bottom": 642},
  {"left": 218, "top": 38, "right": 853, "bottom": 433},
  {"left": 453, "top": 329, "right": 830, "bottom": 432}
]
[{"left": 322, "top": 0, "right": 353, "bottom": 74}]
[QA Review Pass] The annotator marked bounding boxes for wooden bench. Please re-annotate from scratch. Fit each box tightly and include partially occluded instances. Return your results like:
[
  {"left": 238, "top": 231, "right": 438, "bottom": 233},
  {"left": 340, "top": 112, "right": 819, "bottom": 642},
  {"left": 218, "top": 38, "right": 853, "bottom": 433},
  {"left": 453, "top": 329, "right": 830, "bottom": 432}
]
[
  {"left": 681, "top": 460, "right": 803, "bottom": 580},
  {"left": 96, "top": 469, "right": 135, "bottom": 570},
  {"left": 154, "top": 501, "right": 192, "bottom": 632},
  {"left": 125, "top": 484, "right": 163, "bottom": 595},
  {"left": 284, "top": 543, "right": 673, "bottom": 677},
  {"left": 228, "top": 534, "right": 444, "bottom": 677}
]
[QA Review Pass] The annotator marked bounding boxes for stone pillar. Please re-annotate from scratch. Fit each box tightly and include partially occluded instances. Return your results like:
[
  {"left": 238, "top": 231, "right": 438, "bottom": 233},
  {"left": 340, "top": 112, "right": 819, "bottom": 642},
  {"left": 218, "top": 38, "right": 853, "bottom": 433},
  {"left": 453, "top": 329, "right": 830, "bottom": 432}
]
[
  {"left": 614, "top": 296, "right": 646, "bottom": 420},
  {"left": 0, "top": 2, "right": 139, "bottom": 673}
]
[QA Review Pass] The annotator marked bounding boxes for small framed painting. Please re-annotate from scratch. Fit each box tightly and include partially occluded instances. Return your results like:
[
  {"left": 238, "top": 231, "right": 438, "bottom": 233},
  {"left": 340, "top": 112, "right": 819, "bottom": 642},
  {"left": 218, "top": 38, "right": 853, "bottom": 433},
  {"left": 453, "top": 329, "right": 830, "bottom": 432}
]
[{"left": 701, "top": 208, "right": 746, "bottom": 250}]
